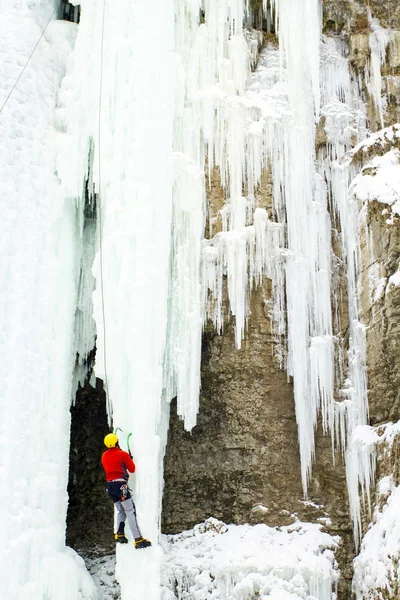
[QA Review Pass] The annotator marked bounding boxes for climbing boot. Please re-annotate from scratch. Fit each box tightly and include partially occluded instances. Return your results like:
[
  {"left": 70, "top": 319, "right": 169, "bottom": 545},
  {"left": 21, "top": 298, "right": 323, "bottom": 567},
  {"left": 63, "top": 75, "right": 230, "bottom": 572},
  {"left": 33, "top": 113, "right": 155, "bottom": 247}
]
[
  {"left": 134, "top": 537, "right": 152, "bottom": 549},
  {"left": 115, "top": 522, "right": 128, "bottom": 544}
]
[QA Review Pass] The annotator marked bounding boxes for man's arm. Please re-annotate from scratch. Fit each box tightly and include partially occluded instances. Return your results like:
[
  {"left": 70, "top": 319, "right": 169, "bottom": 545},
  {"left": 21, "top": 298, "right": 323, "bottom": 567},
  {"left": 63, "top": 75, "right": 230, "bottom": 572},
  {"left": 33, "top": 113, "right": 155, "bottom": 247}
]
[{"left": 123, "top": 450, "right": 136, "bottom": 474}]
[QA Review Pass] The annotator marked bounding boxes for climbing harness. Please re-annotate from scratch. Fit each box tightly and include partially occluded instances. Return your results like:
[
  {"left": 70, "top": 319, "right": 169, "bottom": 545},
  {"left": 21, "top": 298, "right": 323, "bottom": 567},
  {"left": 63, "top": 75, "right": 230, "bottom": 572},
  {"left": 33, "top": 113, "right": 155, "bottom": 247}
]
[{"left": 0, "top": 8, "right": 57, "bottom": 115}]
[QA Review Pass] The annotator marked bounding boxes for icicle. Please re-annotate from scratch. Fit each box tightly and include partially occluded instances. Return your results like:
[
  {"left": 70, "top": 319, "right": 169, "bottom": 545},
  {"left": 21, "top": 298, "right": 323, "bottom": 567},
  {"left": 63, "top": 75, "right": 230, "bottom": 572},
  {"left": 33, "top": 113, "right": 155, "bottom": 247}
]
[
  {"left": 346, "top": 425, "right": 379, "bottom": 548},
  {"left": 165, "top": 153, "right": 205, "bottom": 430},
  {"left": 319, "top": 32, "right": 371, "bottom": 542},
  {"left": 367, "top": 11, "right": 391, "bottom": 128}
]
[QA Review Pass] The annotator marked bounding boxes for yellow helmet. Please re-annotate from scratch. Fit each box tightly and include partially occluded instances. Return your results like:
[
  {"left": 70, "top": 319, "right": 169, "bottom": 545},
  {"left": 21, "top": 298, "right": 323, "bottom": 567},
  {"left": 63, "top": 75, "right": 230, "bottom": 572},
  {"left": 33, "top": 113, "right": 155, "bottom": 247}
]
[{"left": 104, "top": 433, "right": 119, "bottom": 448}]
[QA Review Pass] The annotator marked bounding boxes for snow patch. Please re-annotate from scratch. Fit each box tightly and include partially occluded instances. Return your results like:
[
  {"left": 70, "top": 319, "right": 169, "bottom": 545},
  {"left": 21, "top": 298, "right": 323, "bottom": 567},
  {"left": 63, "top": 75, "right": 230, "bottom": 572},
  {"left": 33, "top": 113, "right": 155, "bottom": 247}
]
[
  {"left": 161, "top": 519, "right": 339, "bottom": 600},
  {"left": 388, "top": 270, "right": 400, "bottom": 289},
  {"left": 353, "top": 485, "right": 400, "bottom": 599},
  {"left": 351, "top": 149, "right": 400, "bottom": 215}
]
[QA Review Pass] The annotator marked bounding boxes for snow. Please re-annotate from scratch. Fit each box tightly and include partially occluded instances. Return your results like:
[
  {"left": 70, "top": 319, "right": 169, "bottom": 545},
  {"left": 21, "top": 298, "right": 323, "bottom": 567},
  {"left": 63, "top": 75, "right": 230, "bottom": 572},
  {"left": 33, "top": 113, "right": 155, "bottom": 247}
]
[
  {"left": 85, "top": 554, "right": 120, "bottom": 600},
  {"left": 161, "top": 518, "right": 339, "bottom": 600},
  {"left": 351, "top": 149, "right": 400, "bottom": 215},
  {"left": 373, "top": 277, "right": 387, "bottom": 302},
  {"left": 377, "top": 420, "right": 400, "bottom": 446},
  {"left": 85, "top": 520, "right": 339, "bottom": 600},
  {"left": 353, "top": 484, "right": 400, "bottom": 599},
  {"left": 388, "top": 270, "right": 400, "bottom": 288},
  {"left": 345, "top": 420, "right": 400, "bottom": 552},
  {"left": 345, "top": 123, "right": 400, "bottom": 163}
]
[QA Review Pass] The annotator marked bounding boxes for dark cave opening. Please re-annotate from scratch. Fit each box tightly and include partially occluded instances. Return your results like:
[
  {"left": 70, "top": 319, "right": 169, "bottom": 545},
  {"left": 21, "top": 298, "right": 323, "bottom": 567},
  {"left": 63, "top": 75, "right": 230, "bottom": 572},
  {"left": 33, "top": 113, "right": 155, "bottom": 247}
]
[
  {"left": 60, "top": 1, "right": 81, "bottom": 24},
  {"left": 66, "top": 141, "right": 106, "bottom": 556},
  {"left": 66, "top": 377, "right": 114, "bottom": 556}
]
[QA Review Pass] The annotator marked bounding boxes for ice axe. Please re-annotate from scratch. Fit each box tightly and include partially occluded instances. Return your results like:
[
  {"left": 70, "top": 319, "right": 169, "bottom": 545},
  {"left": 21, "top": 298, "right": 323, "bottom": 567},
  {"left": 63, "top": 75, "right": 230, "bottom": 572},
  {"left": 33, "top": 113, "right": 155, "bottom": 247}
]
[
  {"left": 126, "top": 432, "right": 132, "bottom": 458},
  {"left": 113, "top": 427, "right": 133, "bottom": 458}
]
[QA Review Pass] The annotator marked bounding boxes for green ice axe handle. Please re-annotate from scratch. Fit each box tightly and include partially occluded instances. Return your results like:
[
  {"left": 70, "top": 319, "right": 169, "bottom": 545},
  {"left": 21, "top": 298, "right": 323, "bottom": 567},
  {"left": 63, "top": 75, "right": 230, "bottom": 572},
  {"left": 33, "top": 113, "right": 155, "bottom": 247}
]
[{"left": 127, "top": 433, "right": 132, "bottom": 458}]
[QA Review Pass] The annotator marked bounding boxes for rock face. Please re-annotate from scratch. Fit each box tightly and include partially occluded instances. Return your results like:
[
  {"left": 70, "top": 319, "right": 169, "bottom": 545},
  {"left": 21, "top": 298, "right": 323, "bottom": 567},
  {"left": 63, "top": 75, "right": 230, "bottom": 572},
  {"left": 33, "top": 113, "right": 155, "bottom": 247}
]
[
  {"left": 163, "top": 286, "right": 303, "bottom": 532},
  {"left": 162, "top": 280, "right": 352, "bottom": 529},
  {"left": 323, "top": 0, "right": 400, "bottom": 32},
  {"left": 61, "top": 1, "right": 81, "bottom": 23},
  {"left": 350, "top": 128, "right": 400, "bottom": 597},
  {"left": 349, "top": 126, "right": 400, "bottom": 431},
  {"left": 66, "top": 379, "right": 114, "bottom": 555},
  {"left": 163, "top": 288, "right": 354, "bottom": 597},
  {"left": 362, "top": 206, "right": 400, "bottom": 428},
  {"left": 163, "top": 173, "right": 354, "bottom": 598},
  {"left": 324, "top": 0, "right": 400, "bottom": 130}
]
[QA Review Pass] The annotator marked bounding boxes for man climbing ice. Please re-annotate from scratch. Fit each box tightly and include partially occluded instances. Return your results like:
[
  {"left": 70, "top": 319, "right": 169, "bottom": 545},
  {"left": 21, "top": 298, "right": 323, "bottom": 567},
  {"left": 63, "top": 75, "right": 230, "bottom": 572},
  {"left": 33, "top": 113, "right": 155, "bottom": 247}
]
[{"left": 102, "top": 433, "right": 152, "bottom": 549}]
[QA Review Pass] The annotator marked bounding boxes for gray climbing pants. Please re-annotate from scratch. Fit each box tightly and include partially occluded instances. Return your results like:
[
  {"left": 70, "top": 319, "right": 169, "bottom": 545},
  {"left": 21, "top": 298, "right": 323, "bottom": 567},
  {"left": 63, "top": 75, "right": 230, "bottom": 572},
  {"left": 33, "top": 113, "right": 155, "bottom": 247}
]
[
  {"left": 107, "top": 480, "right": 142, "bottom": 539},
  {"left": 115, "top": 498, "right": 142, "bottom": 539}
]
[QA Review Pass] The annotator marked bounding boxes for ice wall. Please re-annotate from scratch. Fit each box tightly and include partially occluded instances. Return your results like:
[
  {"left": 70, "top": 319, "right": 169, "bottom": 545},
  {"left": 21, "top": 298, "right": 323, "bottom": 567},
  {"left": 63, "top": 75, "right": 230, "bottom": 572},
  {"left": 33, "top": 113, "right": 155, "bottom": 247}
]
[
  {"left": 56, "top": 1, "right": 178, "bottom": 598},
  {"left": 0, "top": 0, "right": 387, "bottom": 596},
  {"left": 0, "top": 2, "right": 96, "bottom": 599},
  {"left": 182, "top": 0, "right": 371, "bottom": 543},
  {"left": 0, "top": 0, "right": 376, "bottom": 598},
  {"left": 56, "top": 2, "right": 373, "bottom": 596},
  {"left": 183, "top": 0, "right": 370, "bottom": 507}
]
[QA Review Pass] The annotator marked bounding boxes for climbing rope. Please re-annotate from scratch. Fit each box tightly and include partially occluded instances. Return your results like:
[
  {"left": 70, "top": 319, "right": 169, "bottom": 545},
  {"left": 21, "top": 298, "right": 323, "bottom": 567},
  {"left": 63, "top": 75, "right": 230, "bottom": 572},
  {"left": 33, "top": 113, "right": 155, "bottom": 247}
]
[
  {"left": 97, "top": 0, "right": 112, "bottom": 420},
  {"left": 0, "top": 8, "right": 57, "bottom": 115}
]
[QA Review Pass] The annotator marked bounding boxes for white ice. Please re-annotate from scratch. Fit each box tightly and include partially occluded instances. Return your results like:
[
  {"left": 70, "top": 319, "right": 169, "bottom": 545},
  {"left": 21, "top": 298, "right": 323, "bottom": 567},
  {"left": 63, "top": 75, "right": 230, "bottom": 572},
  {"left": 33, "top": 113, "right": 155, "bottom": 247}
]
[
  {"left": 0, "top": 0, "right": 387, "bottom": 597},
  {"left": 0, "top": 2, "right": 97, "bottom": 598}
]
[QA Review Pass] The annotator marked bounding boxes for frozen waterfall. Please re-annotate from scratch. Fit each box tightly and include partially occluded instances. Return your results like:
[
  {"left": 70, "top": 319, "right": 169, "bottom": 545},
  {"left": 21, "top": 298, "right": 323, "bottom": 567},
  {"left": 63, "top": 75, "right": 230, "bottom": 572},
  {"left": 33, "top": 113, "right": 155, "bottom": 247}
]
[
  {"left": 0, "top": 2, "right": 97, "bottom": 598},
  {"left": 0, "top": 0, "right": 376, "bottom": 598}
]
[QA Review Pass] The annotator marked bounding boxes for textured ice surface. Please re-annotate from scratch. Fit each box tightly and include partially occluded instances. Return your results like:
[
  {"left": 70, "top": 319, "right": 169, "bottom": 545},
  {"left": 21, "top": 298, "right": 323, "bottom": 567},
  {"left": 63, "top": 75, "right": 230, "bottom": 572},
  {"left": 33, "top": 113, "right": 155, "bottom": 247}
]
[
  {"left": 161, "top": 518, "right": 339, "bottom": 600},
  {"left": 56, "top": 6, "right": 373, "bottom": 578},
  {"left": 84, "top": 521, "right": 339, "bottom": 600},
  {"left": 0, "top": 3, "right": 96, "bottom": 599},
  {"left": 56, "top": 1, "right": 179, "bottom": 598},
  {"left": 0, "top": 0, "right": 385, "bottom": 597}
]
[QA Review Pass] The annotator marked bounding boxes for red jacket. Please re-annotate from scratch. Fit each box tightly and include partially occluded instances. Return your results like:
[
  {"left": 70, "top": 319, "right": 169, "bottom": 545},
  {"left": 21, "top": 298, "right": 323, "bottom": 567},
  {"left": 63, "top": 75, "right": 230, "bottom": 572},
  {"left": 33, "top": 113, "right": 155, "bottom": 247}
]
[{"left": 102, "top": 447, "right": 136, "bottom": 482}]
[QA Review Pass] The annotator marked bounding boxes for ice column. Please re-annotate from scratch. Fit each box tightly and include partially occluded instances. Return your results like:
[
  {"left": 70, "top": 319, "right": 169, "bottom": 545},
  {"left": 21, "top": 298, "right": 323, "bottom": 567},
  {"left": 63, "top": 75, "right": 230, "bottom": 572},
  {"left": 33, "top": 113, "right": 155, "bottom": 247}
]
[
  {"left": 56, "top": 1, "right": 182, "bottom": 598},
  {"left": 0, "top": 3, "right": 96, "bottom": 599},
  {"left": 367, "top": 11, "right": 391, "bottom": 128},
  {"left": 268, "top": 0, "right": 334, "bottom": 493},
  {"left": 319, "top": 36, "right": 370, "bottom": 544}
]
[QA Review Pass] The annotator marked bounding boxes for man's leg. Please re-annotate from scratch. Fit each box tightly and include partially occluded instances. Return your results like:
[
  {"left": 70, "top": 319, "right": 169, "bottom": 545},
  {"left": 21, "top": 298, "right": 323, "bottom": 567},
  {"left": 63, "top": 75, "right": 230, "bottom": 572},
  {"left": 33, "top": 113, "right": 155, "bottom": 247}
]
[
  {"left": 114, "top": 501, "right": 126, "bottom": 532},
  {"left": 114, "top": 501, "right": 128, "bottom": 543},
  {"left": 121, "top": 497, "right": 142, "bottom": 539}
]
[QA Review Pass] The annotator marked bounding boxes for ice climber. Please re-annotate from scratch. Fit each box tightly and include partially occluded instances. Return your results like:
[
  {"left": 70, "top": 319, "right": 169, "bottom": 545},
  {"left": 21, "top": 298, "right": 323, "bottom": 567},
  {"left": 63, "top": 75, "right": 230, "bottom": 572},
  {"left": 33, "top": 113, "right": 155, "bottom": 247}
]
[{"left": 102, "top": 433, "right": 152, "bottom": 549}]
